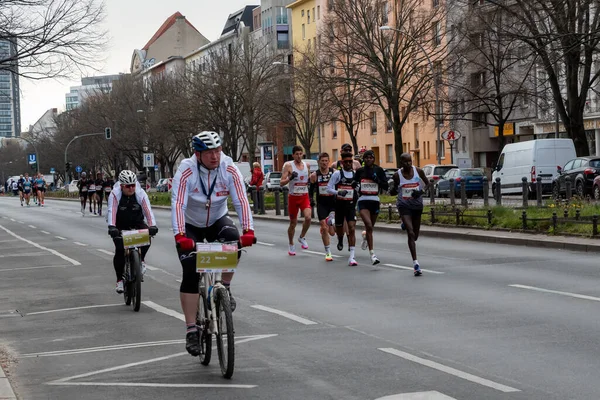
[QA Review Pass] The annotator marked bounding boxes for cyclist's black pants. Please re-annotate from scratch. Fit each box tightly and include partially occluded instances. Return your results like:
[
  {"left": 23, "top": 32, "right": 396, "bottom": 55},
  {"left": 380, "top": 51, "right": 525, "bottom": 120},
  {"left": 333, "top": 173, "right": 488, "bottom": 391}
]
[
  {"left": 178, "top": 215, "right": 240, "bottom": 294},
  {"left": 113, "top": 223, "right": 149, "bottom": 281}
]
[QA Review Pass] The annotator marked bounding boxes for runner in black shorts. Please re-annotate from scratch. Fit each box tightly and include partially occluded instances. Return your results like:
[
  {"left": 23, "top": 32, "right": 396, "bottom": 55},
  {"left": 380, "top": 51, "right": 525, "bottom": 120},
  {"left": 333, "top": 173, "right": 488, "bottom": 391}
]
[
  {"left": 94, "top": 172, "right": 105, "bottom": 216},
  {"left": 355, "top": 150, "right": 388, "bottom": 265},
  {"left": 326, "top": 151, "right": 358, "bottom": 266},
  {"left": 88, "top": 174, "right": 98, "bottom": 215},
  {"left": 77, "top": 172, "right": 89, "bottom": 216},
  {"left": 309, "top": 152, "right": 336, "bottom": 262}
]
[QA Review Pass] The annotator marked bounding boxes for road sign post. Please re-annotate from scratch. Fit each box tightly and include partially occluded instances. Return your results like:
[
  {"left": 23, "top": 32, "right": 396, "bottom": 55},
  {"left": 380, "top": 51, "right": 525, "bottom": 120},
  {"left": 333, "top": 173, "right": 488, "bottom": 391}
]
[{"left": 441, "top": 130, "right": 462, "bottom": 164}]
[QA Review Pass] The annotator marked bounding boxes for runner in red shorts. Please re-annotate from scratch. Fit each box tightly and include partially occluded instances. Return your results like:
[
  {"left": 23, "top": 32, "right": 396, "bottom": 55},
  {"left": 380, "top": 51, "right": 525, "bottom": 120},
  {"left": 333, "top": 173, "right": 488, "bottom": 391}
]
[{"left": 280, "top": 145, "right": 312, "bottom": 255}]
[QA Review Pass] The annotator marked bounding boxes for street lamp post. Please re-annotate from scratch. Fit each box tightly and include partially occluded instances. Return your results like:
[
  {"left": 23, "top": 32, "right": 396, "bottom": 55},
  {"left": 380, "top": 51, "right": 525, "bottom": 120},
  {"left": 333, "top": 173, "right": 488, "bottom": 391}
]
[{"left": 380, "top": 26, "right": 442, "bottom": 164}]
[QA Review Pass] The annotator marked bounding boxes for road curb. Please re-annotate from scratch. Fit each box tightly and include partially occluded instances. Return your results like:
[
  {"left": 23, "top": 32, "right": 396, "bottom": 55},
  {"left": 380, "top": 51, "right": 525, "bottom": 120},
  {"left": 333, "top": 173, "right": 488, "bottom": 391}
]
[
  {"left": 0, "top": 367, "right": 17, "bottom": 400},
  {"left": 43, "top": 196, "right": 600, "bottom": 253}
]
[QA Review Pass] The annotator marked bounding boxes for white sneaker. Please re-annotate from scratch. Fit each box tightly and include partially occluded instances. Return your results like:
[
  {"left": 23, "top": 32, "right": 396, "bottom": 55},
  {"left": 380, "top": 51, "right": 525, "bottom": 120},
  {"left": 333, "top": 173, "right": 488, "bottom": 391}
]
[
  {"left": 288, "top": 245, "right": 296, "bottom": 256},
  {"left": 115, "top": 280, "right": 124, "bottom": 293},
  {"left": 361, "top": 231, "right": 368, "bottom": 250},
  {"left": 348, "top": 258, "right": 358, "bottom": 266},
  {"left": 141, "top": 261, "right": 147, "bottom": 275},
  {"left": 371, "top": 254, "right": 380, "bottom": 266},
  {"left": 298, "top": 237, "right": 309, "bottom": 250}
]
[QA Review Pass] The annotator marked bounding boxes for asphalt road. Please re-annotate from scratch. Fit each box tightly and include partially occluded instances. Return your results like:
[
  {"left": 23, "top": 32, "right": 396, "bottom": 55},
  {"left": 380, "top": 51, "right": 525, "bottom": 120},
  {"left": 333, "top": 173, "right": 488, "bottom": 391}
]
[{"left": 1, "top": 196, "right": 600, "bottom": 400}]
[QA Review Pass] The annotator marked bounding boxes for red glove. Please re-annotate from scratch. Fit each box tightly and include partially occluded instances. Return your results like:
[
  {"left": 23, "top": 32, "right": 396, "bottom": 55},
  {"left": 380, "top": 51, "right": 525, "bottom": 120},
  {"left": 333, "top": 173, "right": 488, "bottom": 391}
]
[
  {"left": 240, "top": 229, "right": 255, "bottom": 248},
  {"left": 175, "top": 233, "right": 195, "bottom": 251}
]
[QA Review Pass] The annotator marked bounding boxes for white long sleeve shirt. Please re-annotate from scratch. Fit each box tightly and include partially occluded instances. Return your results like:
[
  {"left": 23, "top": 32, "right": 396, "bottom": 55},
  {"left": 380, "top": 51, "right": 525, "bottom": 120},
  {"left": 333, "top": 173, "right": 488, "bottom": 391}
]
[
  {"left": 171, "top": 153, "right": 253, "bottom": 234},
  {"left": 107, "top": 181, "right": 156, "bottom": 227}
]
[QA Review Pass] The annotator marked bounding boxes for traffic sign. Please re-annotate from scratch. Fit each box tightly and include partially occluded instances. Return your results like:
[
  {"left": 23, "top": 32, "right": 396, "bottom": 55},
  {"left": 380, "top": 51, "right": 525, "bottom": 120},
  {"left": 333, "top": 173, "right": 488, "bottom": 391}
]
[
  {"left": 143, "top": 153, "right": 154, "bottom": 168},
  {"left": 441, "top": 130, "right": 461, "bottom": 141},
  {"left": 28, "top": 154, "right": 36, "bottom": 165},
  {"left": 154, "top": 165, "right": 159, "bottom": 171},
  {"left": 75, "top": 165, "right": 82, "bottom": 173},
  {"left": 50, "top": 168, "right": 55, "bottom": 174}
]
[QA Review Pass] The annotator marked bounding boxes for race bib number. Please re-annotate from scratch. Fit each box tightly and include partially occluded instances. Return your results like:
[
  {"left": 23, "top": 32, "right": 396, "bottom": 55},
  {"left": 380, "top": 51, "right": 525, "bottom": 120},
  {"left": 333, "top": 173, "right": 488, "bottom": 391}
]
[
  {"left": 89, "top": 184, "right": 96, "bottom": 191},
  {"left": 104, "top": 187, "right": 111, "bottom": 193},
  {"left": 318, "top": 184, "right": 332, "bottom": 195},
  {"left": 196, "top": 242, "right": 239, "bottom": 273},
  {"left": 360, "top": 180, "right": 379, "bottom": 195},
  {"left": 81, "top": 187, "right": 87, "bottom": 192},
  {"left": 337, "top": 185, "right": 354, "bottom": 200},
  {"left": 122, "top": 229, "right": 150, "bottom": 249},
  {"left": 401, "top": 183, "right": 419, "bottom": 199},
  {"left": 293, "top": 184, "right": 308, "bottom": 195}
]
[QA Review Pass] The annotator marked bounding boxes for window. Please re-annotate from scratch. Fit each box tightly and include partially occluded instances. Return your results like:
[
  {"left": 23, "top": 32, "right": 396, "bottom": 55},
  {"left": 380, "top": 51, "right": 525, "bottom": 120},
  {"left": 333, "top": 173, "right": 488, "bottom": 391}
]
[
  {"left": 472, "top": 112, "right": 487, "bottom": 127},
  {"left": 370, "top": 111, "right": 377, "bottom": 134},
  {"left": 386, "top": 145, "right": 393, "bottom": 163},
  {"left": 382, "top": 1, "right": 389, "bottom": 25},
  {"left": 432, "top": 21, "right": 441, "bottom": 47},
  {"left": 328, "top": 23, "right": 334, "bottom": 43},
  {"left": 333, "top": 149, "right": 339, "bottom": 161},
  {"left": 401, "top": 106, "right": 408, "bottom": 122},
  {"left": 469, "top": 32, "right": 484, "bottom": 47},
  {"left": 329, "top": 54, "right": 335, "bottom": 73},
  {"left": 414, "top": 123, "right": 419, "bottom": 147},
  {"left": 434, "top": 61, "right": 443, "bottom": 86},
  {"left": 386, "top": 112, "right": 392, "bottom": 132},
  {"left": 276, "top": 7, "right": 288, "bottom": 24},
  {"left": 312, "top": 7, "right": 315, "bottom": 22},
  {"left": 462, "top": 136, "right": 467, "bottom": 152},
  {"left": 426, "top": 141, "right": 430, "bottom": 159},
  {"left": 317, "top": 5, "right": 320, "bottom": 19},
  {"left": 438, "top": 140, "right": 446, "bottom": 158},
  {"left": 332, "top": 121, "right": 337, "bottom": 138},
  {"left": 277, "top": 32, "right": 289, "bottom": 49},
  {"left": 301, "top": 9, "right": 304, "bottom": 17},
  {"left": 307, "top": 10, "right": 310, "bottom": 23},
  {"left": 470, "top": 71, "right": 486, "bottom": 87},
  {"left": 302, "top": 24, "right": 305, "bottom": 40}
]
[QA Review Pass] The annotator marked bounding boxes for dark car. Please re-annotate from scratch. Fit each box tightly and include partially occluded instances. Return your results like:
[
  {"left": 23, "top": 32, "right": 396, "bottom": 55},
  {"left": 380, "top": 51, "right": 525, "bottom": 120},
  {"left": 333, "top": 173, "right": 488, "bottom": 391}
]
[
  {"left": 552, "top": 157, "right": 600, "bottom": 198},
  {"left": 422, "top": 164, "right": 458, "bottom": 194},
  {"left": 436, "top": 168, "right": 485, "bottom": 198}
]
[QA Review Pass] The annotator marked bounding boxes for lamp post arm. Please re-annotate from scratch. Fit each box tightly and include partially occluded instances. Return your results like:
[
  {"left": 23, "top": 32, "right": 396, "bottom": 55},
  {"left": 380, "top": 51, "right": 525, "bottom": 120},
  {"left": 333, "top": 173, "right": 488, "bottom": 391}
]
[{"left": 64, "top": 132, "right": 104, "bottom": 178}]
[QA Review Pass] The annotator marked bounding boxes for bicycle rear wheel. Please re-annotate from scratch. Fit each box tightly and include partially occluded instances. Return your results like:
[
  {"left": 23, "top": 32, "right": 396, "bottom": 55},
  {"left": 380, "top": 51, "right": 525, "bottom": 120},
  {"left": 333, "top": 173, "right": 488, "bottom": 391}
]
[
  {"left": 130, "top": 250, "right": 142, "bottom": 312},
  {"left": 215, "top": 287, "right": 234, "bottom": 379},
  {"left": 197, "top": 287, "right": 212, "bottom": 366}
]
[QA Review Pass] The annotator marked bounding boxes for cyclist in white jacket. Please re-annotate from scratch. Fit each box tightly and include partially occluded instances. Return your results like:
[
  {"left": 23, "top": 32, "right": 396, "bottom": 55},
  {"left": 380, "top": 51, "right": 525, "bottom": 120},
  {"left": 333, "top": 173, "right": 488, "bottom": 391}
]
[
  {"left": 106, "top": 170, "right": 158, "bottom": 293},
  {"left": 171, "top": 131, "right": 255, "bottom": 357}
]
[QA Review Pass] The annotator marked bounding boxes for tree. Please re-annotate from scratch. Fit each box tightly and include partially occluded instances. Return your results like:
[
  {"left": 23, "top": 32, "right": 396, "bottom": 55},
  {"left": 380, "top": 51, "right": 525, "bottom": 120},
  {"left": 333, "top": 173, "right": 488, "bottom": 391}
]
[
  {"left": 448, "top": 5, "right": 537, "bottom": 153},
  {"left": 325, "top": 0, "right": 448, "bottom": 166},
  {"left": 0, "top": 0, "right": 107, "bottom": 79},
  {"left": 489, "top": 0, "right": 600, "bottom": 156}
]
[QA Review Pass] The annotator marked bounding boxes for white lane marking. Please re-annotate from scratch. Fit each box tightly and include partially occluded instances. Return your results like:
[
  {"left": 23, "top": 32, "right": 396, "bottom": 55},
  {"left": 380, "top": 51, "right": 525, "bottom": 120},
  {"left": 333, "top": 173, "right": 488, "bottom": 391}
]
[
  {"left": 0, "top": 224, "right": 80, "bottom": 266},
  {"left": 55, "top": 236, "right": 66, "bottom": 240},
  {"left": 0, "top": 265, "right": 69, "bottom": 272},
  {"left": 73, "top": 241, "right": 88, "bottom": 246},
  {"left": 175, "top": 279, "right": 182, "bottom": 283},
  {"left": 47, "top": 334, "right": 276, "bottom": 385},
  {"left": 28, "top": 225, "right": 36, "bottom": 229},
  {"left": 41, "top": 231, "right": 50, "bottom": 235},
  {"left": 27, "top": 304, "right": 122, "bottom": 316},
  {"left": 142, "top": 301, "right": 185, "bottom": 321},
  {"left": 383, "top": 263, "right": 444, "bottom": 274},
  {"left": 375, "top": 392, "right": 456, "bottom": 400},
  {"left": 17, "top": 220, "right": 24, "bottom": 224},
  {"left": 145, "top": 265, "right": 159, "bottom": 271},
  {"left": 96, "top": 249, "right": 112, "bottom": 255},
  {"left": 49, "top": 382, "right": 256, "bottom": 388},
  {"left": 303, "top": 250, "right": 341, "bottom": 258},
  {"left": 378, "top": 348, "right": 520, "bottom": 393},
  {"left": 251, "top": 304, "right": 318, "bottom": 325},
  {"left": 510, "top": 284, "right": 600, "bottom": 302},
  {"left": 257, "top": 241, "right": 275, "bottom": 246},
  {"left": 9, "top": 218, "right": 15, "bottom": 221},
  {"left": 22, "top": 339, "right": 185, "bottom": 358}
]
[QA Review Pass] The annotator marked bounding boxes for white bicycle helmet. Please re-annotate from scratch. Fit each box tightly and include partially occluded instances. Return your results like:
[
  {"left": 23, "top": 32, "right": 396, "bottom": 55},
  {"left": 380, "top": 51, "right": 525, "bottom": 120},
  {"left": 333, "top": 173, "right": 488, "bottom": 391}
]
[
  {"left": 118, "top": 170, "right": 137, "bottom": 185},
  {"left": 81, "top": 172, "right": 86, "bottom": 177},
  {"left": 192, "top": 131, "right": 222, "bottom": 152}
]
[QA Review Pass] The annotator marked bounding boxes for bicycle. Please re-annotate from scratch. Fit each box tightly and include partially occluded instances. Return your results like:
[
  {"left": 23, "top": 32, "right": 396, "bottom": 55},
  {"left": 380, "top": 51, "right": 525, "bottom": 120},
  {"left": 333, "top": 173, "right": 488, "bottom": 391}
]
[
  {"left": 119, "top": 229, "right": 152, "bottom": 312},
  {"left": 193, "top": 241, "right": 240, "bottom": 379}
]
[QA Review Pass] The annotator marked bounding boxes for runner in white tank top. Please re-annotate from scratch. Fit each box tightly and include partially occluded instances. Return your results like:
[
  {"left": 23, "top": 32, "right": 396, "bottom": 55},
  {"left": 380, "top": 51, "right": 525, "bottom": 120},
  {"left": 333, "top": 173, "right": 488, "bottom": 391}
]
[
  {"left": 280, "top": 146, "right": 312, "bottom": 255},
  {"left": 392, "top": 153, "right": 430, "bottom": 276}
]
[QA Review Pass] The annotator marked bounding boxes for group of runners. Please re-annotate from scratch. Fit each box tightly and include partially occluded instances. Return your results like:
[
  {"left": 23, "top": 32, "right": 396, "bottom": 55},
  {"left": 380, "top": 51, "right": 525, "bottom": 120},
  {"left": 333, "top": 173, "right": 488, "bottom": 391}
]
[
  {"left": 281, "top": 143, "right": 429, "bottom": 276},
  {"left": 8, "top": 173, "right": 48, "bottom": 207},
  {"left": 77, "top": 171, "right": 115, "bottom": 216}
]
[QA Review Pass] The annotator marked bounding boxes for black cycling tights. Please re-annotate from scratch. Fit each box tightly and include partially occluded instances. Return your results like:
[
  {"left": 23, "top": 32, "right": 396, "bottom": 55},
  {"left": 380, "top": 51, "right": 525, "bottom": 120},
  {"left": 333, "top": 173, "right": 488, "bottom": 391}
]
[
  {"left": 178, "top": 215, "right": 240, "bottom": 294},
  {"left": 113, "top": 232, "right": 150, "bottom": 281}
]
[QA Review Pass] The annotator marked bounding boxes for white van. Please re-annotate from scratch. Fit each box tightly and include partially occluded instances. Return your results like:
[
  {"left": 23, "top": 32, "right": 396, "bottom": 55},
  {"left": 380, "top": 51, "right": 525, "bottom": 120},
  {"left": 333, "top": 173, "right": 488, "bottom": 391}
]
[
  {"left": 492, "top": 139, "right": 576, "bottom": 197},
  {"left": 303, "top": 158, "right": 318, "bottom": 172}
]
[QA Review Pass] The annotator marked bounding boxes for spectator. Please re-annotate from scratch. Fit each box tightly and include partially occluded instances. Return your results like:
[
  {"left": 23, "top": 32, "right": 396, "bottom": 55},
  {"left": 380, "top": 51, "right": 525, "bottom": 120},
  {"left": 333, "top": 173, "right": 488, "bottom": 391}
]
[{"left": 249, "top": 162, "right": 264, "bottom": 188}]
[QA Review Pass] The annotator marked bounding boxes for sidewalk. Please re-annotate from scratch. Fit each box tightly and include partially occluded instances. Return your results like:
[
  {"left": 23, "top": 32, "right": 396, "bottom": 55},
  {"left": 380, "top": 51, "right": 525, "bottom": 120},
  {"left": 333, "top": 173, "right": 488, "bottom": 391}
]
[
  {"left": 43, "top": 196, "right": 600, "bottom": 253},
  {"left": 0, "top": 366, "right": 16, "bottom": 400}
]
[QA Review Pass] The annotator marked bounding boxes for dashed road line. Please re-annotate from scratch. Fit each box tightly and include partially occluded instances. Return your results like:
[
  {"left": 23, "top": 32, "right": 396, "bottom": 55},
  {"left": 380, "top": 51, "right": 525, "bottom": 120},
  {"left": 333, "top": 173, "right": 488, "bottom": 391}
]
[
  {"left": 251, "top": 304, "right": 318, "bottom": 325},
  {"left": 0, "top": 224, "right": 80, "bottom": 266},
  {"left": 96, "top": 249, "right": 113, "bottom": 255},
  {"left": 383, "top": 263, "right": 444, "bottom": 274},
  {"left": 257, "top": 241, "right": 275, "bottom": 246},
  {"left": 0, "top": 265, "right": 70, "bottom": 272},
  {"left": 510, "top": 284, "right": 600, "bottom": 302},
  {"left": 27, "top": 304, "right": 122, "bottom": 316},
  {"left": 142, "top": 301, "right": 185, "bottom": 322},
  {"left": 73, "top": 241, "right": 88, "bottom": 246},
  {"left": 378, "top": 348, "right": 520, "bottom": 393},
  {"left": 41, "top": 230, "right": 50, "bottom": 235},
  {"left": 304, "top": 250, "right": 341, "bottom": 258},
  {"left": 28, "top": 225, "right": 36, "bottom": 229},
  {"left": 55, "top": 236, "right": 66, "bottom": 240}
]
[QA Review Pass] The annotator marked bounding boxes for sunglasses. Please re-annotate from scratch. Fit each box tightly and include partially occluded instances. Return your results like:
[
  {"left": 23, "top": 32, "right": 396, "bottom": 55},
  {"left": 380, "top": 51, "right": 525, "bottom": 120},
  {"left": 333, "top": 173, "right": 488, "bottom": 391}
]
[{"left": 123, "top": 184, "right": 135, "bottom": 189}]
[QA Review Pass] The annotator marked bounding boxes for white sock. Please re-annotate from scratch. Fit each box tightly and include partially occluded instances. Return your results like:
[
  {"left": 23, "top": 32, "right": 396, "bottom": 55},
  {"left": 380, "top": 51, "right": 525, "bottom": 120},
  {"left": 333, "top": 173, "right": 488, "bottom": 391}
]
[
  {"left": 349, "top": 246, "right": 355, "bottom": 259},
  {"left": 413, "top": 259, "right": 419, "bottom": 266},
  {"left": 370, "top": 250, "right": 375, "bottom": 256},
  {"left": 325, "top": 245, "right": 331, "bottom": 253}
]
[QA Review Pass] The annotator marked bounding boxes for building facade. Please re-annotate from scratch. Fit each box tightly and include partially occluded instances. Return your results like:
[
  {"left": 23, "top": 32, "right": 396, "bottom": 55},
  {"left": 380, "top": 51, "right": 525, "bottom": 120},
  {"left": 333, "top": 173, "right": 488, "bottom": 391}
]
[
  {"left": 65, "top": 74, "right": 125, "bottom": 111},
  {"left": 0, "top": 39, "right": 21, "bottom": 138}
]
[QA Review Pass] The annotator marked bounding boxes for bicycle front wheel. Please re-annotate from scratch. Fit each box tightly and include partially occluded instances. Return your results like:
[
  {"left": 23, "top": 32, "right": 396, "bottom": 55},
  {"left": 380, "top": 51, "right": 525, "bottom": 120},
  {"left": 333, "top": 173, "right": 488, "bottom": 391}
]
[
  {"left": 197, "top": 288, "right": 212, "bottom": 366},
  {"left": 215, "top": 287, "right": 234, "bottom": 379},
  {"left": 130, "top": 250, "right": 142, "bottom": 312}
]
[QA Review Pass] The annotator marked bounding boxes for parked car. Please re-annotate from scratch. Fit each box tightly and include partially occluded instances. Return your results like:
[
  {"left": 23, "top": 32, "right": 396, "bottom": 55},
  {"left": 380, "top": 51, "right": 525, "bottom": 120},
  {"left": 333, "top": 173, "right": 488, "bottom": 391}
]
[
  {"left": 553, "top": 157, "right": 600, "bottom": 198},
  {"left": 592, "top": 176, "right": 600, "bottom": 200},
  {"left": 422, "top": 164, "right": 457, "bottom": 194},
  {"left": 436, "top": 168, "right": 485, "bottom": 198},
  {"left": 492, "top": 139, "right": 576, "bottom": 198},
  {"left": 156, "top": 178, "right": 169, "bottom": 192},
  {"left": 265, "top": 171, "right": 282, "bottom": 191}
]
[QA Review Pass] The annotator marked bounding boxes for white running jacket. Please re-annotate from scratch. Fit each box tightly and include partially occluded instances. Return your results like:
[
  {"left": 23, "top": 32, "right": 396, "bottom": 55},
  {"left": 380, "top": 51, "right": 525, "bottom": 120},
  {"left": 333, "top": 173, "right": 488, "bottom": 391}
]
[
  {"left": 171, "top": 153, "right": 253, "bottom": 234},
  {"left": 107, "top": 181, "right": 156, "bottom": 227}
]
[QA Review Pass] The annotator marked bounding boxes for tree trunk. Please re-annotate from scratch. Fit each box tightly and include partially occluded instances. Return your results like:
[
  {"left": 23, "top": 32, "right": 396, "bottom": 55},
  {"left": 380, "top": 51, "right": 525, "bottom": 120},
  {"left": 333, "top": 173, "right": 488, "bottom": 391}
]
[
  {"left": 391, "top": 104, "right": 403, "bottom": 168},
  {"left": 497, "top": 123, "right": 505, "bottom": 155}
]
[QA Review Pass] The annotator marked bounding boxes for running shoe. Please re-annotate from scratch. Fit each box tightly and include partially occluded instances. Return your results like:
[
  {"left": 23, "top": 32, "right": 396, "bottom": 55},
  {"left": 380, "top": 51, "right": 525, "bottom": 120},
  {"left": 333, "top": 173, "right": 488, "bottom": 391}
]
[
  {"left": 348, "top": 258, "right": 358, "bottom": 266},
  {"left": 413, "top": 264, "right": 422, "bottom": 276},
  {"left": 401, "top": 222, "right": 406, "bottom": 231},
  {"left": 325, "top": 252, "right": 333, "bottom": 262},
  {"left": 361, "top": 231, "right": 368, "bottom": 250},
  {"left": 371, "top": 254, "right": 380, "bottom": 266},
  {"left": 185, "top": 330, "right": 200, "bottom": 356},
  {"left": 298, "top": 237, "right": 309, "bottom": 250},
  {"left": 288, "top": 244, "right": 296, "bottom": 256},
  {"left": 337, "top": 237, "right": 343, "bottom": 251},
  {"left": 115, "top": 280, "right": 124, "bottom": 293}
]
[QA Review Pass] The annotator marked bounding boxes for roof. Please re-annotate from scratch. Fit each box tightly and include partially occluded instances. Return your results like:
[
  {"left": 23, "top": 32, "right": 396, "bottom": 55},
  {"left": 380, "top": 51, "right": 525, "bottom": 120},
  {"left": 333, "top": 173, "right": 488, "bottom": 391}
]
[
  {"left": 221, "top": 5, "right": 258, "bottom": 36},
  {"left": 287, "top": 0, "right": 312, "bottom": 9},
  {"left": 142, "top": 12, "right": 201, "bottom": 51}
]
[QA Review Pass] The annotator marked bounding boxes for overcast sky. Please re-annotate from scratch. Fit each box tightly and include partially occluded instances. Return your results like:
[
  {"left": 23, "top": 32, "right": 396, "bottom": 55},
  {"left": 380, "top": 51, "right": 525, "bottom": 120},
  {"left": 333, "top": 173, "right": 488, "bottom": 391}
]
[{"left": 19, "top": 0, "right": 251, "bottom": 129}]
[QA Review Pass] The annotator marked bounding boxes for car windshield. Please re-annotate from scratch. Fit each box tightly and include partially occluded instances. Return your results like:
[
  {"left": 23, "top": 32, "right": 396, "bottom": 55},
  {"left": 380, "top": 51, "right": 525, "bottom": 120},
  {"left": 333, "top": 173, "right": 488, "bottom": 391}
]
[
  {"left": 433, "top": 166, "right": 455, "bottom": 176},
  {"left": 270, "top": 172, "right": 281, "bottom": 178},
  {"left": 461, "top": 169, "right": 484, "bottom": 176}
]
